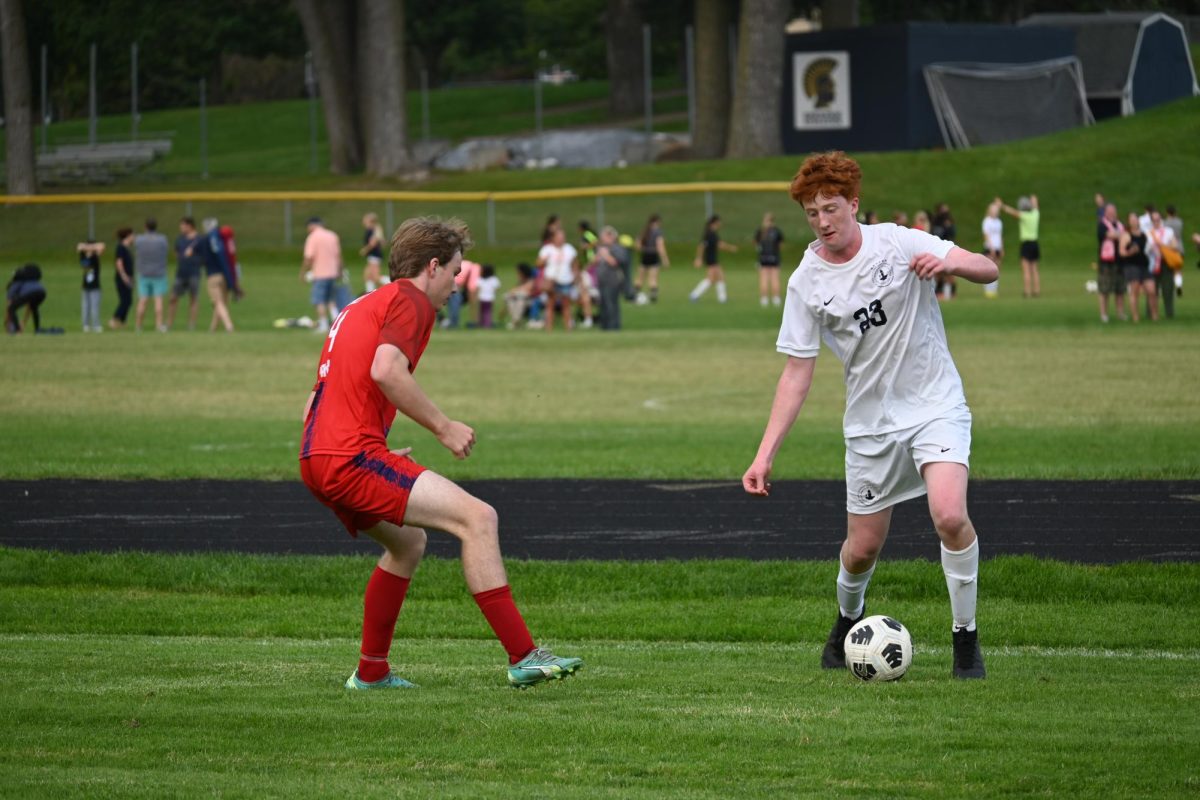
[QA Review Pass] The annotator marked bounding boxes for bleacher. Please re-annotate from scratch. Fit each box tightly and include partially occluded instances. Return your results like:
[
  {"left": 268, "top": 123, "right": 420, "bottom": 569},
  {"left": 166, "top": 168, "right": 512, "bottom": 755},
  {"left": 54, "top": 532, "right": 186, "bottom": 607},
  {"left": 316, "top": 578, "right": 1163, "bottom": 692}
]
[{"left": 35, "top": 137, "right": 172, "bottom": 185}]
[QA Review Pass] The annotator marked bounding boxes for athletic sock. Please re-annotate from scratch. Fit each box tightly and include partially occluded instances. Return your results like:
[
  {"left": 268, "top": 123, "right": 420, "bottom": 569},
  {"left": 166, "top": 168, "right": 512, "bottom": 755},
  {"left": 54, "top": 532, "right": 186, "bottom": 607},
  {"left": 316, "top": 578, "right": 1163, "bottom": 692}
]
[
  {"left": 473, "top": 585, "right": 536, "bottom": 664},
  {"left": 836, "top": 558, "right": 875, "bottom": 620},
  {"left": 760, "top": 296, "right": 769, "bottom": 307},
  {"left": 358, "top": 566, "right": 411, "bottom": 682},
  {"left": 715, "top": 281, "right": 727, "bottom": 303},
  {"left": 690, "top": 278, "right": 711, "bottom": 299},
  {"left": 365, "top": 280, "right": 377, "bottom": 292},
  {"left": 941, "top": 538, "right": 979, "bottom": 632}
]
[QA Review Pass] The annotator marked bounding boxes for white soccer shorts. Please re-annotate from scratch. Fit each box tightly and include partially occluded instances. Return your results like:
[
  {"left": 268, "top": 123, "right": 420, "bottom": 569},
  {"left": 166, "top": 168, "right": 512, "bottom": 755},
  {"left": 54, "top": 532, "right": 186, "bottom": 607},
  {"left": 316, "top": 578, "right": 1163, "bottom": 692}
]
[{"left": 844, "top": 405, "right": 972, "bottom": 515}]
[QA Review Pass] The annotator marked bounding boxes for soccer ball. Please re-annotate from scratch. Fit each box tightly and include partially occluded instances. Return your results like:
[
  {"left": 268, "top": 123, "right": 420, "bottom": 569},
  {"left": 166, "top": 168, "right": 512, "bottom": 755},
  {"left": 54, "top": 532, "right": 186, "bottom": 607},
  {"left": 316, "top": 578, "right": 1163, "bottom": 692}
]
[{"left": 843, "top": 615, "right": 913, "bottom": 682}]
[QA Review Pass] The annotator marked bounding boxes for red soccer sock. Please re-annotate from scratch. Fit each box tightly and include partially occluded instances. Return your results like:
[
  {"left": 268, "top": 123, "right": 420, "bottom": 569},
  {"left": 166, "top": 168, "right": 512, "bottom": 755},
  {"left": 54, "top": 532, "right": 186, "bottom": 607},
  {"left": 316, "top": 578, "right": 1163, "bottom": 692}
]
[
  {"left": 357, "top": 566, "right": 411, "bottom": 683},
  {"left": 472, "top": 585, "right": 536, "bottom": 664}
]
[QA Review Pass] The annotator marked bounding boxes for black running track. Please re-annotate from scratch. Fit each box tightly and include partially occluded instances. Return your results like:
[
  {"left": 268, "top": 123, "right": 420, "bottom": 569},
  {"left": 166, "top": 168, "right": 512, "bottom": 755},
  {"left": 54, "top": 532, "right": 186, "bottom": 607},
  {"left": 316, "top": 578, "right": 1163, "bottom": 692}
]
[{"left": 1, "top": 480, "right": 1198, "bottom": 563}]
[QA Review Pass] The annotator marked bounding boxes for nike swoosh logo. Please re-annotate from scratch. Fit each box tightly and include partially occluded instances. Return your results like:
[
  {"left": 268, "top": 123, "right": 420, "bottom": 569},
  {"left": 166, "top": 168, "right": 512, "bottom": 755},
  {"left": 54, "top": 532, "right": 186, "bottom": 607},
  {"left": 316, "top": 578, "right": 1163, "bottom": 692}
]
[
  {"left": 823, "top": 297, "right": 834, "bottom": 305},
  {"left": 940, "top": 447, "right": 951, "bottom": 453}
]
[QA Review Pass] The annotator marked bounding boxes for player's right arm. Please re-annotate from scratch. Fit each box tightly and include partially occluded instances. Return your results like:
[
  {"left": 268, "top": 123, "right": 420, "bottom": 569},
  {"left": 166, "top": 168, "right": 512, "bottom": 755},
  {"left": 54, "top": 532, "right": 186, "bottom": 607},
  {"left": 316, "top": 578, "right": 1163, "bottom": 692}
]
[
  {"left": 370, "top": 343, "right": 475, "bottom": 459},
  {"left": 743, "top": 356, "right": 816, "bottom": 496}
]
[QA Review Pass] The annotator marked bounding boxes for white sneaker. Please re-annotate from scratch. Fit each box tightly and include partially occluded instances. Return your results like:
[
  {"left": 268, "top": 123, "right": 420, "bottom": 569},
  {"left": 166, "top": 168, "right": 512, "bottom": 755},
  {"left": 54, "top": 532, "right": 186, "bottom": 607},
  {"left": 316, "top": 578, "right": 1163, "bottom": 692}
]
[{"left": 581, "top": 318, "right": 593, "bottom": 329}]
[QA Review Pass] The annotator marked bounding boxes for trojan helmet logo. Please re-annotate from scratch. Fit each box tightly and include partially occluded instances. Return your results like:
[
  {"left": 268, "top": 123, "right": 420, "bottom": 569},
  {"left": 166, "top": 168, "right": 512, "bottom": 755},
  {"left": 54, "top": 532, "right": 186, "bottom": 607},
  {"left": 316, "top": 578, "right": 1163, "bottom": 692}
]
[{"left": 803, "top": 58, "right": 837, "bottom": 108}]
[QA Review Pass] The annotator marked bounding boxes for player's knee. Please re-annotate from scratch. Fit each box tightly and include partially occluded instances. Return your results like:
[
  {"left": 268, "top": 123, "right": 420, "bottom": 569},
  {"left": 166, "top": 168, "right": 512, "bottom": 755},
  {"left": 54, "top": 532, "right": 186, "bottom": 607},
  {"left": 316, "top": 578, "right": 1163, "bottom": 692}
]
[
  {"left": 459, "top": 500, "right": 499, "bottom": 543},
  {"left": 843, "top": 538, "right": 883, "bottom": 567},
  {"left": 931, "top": 506, "right": 971, "bottom": 538}
]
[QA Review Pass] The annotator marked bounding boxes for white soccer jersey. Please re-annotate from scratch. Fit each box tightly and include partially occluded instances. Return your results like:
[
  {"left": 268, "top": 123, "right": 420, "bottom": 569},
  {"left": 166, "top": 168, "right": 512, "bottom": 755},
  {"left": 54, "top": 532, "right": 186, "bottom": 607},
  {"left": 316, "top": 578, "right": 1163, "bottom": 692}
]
[{"left": 777, "top": 222, "right": 966, "bottom": 437}]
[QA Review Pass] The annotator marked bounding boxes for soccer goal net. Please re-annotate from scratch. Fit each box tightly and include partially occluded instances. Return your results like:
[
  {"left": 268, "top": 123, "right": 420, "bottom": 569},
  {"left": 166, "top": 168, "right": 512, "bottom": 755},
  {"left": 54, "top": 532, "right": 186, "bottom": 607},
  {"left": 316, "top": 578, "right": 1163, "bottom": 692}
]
[{"left": 923, "top": 57, "right": 1094, "bottom": 149}]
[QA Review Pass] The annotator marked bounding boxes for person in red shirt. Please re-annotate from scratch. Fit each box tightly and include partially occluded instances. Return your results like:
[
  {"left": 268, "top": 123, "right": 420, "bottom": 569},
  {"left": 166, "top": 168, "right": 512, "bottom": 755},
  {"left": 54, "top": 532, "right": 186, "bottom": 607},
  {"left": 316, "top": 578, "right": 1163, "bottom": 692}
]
[{"left": 300, "top": 217, "right": 583, "bottom": 690}]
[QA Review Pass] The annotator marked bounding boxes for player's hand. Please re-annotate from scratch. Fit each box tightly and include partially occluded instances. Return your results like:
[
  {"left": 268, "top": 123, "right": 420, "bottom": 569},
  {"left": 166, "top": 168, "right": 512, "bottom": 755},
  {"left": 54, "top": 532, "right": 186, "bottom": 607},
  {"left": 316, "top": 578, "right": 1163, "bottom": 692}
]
[
  {"left": 911, "top": 252, "right": 951, "bottom": 281},
  {"left": 742, "top": 460, "right": 772, "bottom": 497},
  {"left": 389, "top": 447, "right": 413, "bottom": 458},
  {"left": 437, "top": 420, "right": 476, "bottom": 459}
]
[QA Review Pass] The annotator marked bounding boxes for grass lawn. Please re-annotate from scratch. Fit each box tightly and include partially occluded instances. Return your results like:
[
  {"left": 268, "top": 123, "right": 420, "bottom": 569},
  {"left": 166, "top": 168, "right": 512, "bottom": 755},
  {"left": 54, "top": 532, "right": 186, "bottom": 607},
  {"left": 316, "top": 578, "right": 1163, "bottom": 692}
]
[{"left": 1, "top": 550, "right": 1198, "bottom": 798}]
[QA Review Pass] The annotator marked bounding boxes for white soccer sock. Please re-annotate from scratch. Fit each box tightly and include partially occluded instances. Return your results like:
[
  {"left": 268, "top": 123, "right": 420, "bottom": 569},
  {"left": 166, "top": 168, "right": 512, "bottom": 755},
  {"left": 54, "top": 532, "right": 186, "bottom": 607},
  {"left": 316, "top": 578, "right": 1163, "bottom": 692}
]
[
  {"left": 365, "top": 280, "right": 377, "bottom": 292},
  {"left": 691, "top": 278, "right": 711, "bottom": 299},
  {"left": 715, "top": 281, "right": 727, "bottom": 303},
  {"left": 760, "top": 296, "right": 768, "bottom": 307},
  {"left": 941, "top": 538, "right": 979, "bottom": 632},
  {"left": 836, "top": 558, "right": 875, "bottom": 620}
]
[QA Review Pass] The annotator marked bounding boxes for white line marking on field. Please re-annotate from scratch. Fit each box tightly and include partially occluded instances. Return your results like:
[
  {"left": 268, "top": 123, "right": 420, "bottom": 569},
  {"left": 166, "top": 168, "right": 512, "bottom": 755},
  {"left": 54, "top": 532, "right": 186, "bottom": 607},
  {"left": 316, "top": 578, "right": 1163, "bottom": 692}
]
[
  {"left": 648, "top": 482, "right": 742, "bottom": 492},
  {"left": 18, "top": 513, "right": 243, "bottom": 525}
]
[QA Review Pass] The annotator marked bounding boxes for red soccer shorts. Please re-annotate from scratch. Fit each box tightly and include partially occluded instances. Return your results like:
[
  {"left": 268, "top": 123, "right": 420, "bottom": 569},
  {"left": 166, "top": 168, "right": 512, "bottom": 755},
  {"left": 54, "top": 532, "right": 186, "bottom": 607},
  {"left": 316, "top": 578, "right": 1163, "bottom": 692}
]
[{"left": 300, "top": 449, "right": 427, "bottom": 537}]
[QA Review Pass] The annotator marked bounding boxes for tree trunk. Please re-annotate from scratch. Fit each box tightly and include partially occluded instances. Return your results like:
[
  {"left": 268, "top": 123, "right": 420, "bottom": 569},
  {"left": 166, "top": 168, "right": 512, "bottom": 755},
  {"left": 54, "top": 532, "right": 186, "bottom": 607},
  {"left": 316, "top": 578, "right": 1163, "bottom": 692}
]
[
  {"left": 605, "top": 0, "right": 644, "bottom": 118},
  {"left": 357, "top": 0, "right": 408, "bottom": 176},
  {"left": 294, "top": 0, "right": 362, "bottom": 173},
  {"left": 0, "top": 0, "right": 36, "bottom": 194},
  {"left": 691, "top": 0, "right": 732, "bottom": 159},
  {"left": 726, "top": 0, "right": 788, "bottom": 158}
]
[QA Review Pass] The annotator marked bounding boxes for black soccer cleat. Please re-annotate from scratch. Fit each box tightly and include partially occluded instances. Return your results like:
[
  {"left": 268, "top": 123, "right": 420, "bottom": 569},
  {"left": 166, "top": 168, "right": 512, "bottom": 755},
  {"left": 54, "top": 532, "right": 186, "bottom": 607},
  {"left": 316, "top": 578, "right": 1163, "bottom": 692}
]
[
  {"left": 952, "top": 627, "right": 986, "bottom": 679},
  {"left": 820, "top": 607, "right": 864, "bottom": 669}
]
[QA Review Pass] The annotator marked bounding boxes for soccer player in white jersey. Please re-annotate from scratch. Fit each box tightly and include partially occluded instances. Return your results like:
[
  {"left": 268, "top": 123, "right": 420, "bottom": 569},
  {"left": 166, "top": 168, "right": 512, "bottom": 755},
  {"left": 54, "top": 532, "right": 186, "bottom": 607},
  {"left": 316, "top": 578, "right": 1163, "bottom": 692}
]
[{"left": 742, "top": 151, "right": 998, "bottom": 679}]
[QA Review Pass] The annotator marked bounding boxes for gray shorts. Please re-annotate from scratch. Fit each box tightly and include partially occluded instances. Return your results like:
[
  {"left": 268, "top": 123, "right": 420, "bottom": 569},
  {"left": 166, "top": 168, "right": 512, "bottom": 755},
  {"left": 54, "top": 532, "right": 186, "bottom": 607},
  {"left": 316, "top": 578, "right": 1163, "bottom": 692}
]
[
  {"left": 845, "top": 406, "right": 972, "bottom": 514},
  {"left": 172, "top": 273, "right": 201, "bottom": 299}
]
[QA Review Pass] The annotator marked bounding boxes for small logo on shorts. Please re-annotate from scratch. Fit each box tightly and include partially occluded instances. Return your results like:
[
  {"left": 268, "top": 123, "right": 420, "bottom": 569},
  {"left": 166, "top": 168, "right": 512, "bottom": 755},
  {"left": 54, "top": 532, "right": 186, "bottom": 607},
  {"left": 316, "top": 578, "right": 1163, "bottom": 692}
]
[
  {"left": 858, "top": 484, "right": 880, "bottom": 504},
  {"left": 871, "top": 260, "right": 894, "bottom": 288}
]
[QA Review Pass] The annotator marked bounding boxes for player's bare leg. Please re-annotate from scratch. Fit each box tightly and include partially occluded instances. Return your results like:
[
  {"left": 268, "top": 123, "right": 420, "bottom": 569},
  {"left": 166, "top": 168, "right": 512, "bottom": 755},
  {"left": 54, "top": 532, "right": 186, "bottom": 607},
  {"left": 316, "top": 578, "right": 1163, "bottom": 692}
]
[
  {"left": 344, "top": 520, "right": 427, "bottom": 690},
  {"left": 822, "top": 508, "right": 891, "bottom": 669},
  {"left": 403, "top": 470, "right": 506, "bottom": 591},
  {"left": 923, "top": 461, "right": 985, "bottom": 679},
  {"left": 404, "top": 470, "right": 583, "bottom": 687}
]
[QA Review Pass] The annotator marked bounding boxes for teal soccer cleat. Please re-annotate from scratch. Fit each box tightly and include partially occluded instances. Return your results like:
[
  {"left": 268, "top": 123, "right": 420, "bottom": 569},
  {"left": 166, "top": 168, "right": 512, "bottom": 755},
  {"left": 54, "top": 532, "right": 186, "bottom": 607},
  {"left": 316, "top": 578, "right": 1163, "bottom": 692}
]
[
  {"left": 507, "top": 648, "right": 584, "bottom": 689},
  {"left": 345, "top": 670, "right": 419, "bottom": 690}
]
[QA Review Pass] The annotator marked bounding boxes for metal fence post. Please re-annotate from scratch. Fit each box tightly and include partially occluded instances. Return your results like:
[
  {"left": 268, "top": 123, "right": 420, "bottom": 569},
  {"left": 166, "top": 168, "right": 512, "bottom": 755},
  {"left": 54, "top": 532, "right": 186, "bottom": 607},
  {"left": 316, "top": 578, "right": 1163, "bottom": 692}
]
[
  {"left": 199, "top": 78, "right": 209, "bottom": 180},
  {"left": 88, "top": 43, "right": 97, "bottom": 147},
  {"left": 596, "top": 195, "right": 605, "bottom": 230},
  {"left": 486, "top": 196, "right": 496, "bottom": 245},
  {"left": 284, "top": 199, "right": 292, "bottom": 247},
  {"left": 131, "top": 43, "right": 139, "bottom": 141},
  {"left": 88, "top": 203, "right": 96, "bottom": 240},
  {"left": 685, "top": 26, "right": 696, "bottom": 140},
  {"left": 39, "top": 45, "right": 48, "bottom": 153},
  {"left": 385, "top": 199, "right": 394, "bottom": 237},
  {"left": 704, "top": 190, "right": 713, "bottom": 220},
  {"left": 643, "top": 25, "right": 653, "bottom": 136}
]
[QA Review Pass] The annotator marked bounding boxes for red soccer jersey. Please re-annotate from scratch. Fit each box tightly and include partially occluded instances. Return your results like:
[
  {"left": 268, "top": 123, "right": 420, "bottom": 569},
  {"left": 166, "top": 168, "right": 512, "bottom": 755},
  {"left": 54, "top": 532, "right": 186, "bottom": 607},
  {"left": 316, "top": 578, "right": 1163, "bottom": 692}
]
[{"left": 300, "top": 280, "right": 435, "bottom": 458}]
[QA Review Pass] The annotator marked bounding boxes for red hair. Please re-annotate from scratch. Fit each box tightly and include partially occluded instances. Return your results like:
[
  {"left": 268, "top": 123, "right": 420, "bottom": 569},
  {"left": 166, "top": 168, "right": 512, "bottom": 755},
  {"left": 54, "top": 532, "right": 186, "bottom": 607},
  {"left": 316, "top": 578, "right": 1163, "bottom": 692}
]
[{"left": 789, "top": 151, "right": 861, "bottom": 206}]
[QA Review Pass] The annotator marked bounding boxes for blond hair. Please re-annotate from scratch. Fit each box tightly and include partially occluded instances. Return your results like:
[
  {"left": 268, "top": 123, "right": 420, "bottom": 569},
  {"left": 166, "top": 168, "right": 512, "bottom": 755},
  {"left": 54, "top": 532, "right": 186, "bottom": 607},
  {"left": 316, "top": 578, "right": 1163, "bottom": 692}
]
[{"left": 388, "top": 217, "right": 473, "bottom": 280}]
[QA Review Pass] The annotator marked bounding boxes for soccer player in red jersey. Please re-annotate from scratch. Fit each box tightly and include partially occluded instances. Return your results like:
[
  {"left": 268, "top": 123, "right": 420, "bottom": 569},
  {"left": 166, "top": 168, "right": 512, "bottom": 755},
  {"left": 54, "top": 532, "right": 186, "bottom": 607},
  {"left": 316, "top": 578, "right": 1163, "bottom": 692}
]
[{"left": 300, "top": 217, "right": 583, "bottom": 689}]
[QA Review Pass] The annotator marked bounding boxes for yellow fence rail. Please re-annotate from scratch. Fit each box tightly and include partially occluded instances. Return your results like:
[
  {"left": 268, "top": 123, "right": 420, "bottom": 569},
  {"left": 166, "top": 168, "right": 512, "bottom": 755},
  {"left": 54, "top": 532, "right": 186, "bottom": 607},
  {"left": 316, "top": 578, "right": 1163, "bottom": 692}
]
[{"left": 0, "top": 182, "right": 794, "bottom": 248}]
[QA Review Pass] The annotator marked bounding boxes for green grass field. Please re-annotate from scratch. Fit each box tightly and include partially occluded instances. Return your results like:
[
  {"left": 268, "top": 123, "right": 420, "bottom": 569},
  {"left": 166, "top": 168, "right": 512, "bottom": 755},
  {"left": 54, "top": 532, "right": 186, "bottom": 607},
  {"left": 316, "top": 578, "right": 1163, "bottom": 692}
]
[
  {"left": 2, "top": 551, "right": 1198, "bottom": 797},
  {"left": 3, "top": 87, "right": 1200, "bottom": 797}
]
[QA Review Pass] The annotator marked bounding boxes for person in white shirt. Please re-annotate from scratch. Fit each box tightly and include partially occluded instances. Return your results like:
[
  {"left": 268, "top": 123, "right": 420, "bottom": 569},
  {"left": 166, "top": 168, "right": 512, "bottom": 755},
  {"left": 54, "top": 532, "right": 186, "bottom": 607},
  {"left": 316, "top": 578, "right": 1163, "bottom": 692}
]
[
  {"left": 536, "top": 228, "right": 581, "bottom": 331},
  {"left": 981, "top": 202, "right": 1003, "bottom": 298},
  {"left": 1149, "top": 210, "right": 1180, "bottom": 319},
  {"left": 742, "top": 151, "right": 998, "bottom": 680}
]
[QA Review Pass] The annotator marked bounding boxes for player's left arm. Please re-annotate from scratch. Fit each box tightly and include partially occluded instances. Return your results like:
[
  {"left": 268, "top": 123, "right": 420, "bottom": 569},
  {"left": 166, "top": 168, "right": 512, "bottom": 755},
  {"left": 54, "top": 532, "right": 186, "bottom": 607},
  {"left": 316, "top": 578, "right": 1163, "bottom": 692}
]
[{"left": 911, "top": 247, "right": 999, "bottom": 285}]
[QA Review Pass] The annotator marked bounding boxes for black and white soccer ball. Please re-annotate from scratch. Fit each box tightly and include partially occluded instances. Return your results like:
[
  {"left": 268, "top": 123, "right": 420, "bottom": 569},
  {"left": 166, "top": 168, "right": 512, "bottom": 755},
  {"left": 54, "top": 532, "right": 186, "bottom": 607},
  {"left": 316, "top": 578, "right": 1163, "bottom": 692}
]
[{"left": 843, "top": 614, "right": 913, "bottom": 682}]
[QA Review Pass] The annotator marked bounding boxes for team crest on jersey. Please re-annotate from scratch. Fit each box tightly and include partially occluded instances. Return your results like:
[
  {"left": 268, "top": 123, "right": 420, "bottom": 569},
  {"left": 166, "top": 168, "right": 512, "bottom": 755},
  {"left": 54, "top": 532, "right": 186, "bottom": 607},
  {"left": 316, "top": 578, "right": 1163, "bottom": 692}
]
[
  {"left": 857, "top": 484, "right": 880, "bottom": 505},
  {"left": 870, "top": 259, "right": 894, "bottom": 288}
]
